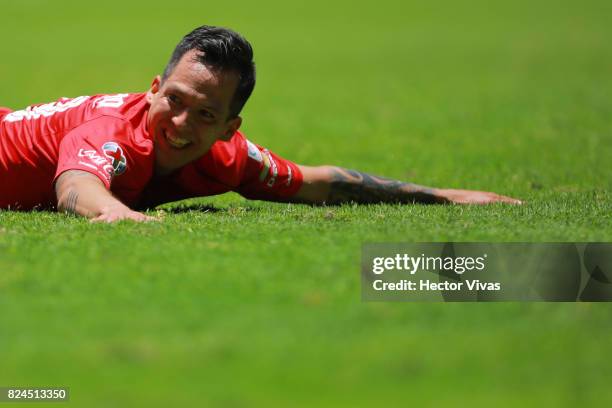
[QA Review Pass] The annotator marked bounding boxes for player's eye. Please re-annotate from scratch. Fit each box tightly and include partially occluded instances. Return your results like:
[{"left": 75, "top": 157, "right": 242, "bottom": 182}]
[
  {"left": 167, "top": 94, "right": 180, "bottom": 105},
  {"left": 200, "top": 110, "right": 214, "bottom": 120}
]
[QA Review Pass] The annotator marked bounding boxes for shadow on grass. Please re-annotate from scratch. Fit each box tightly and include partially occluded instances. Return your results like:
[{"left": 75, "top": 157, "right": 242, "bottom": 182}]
[
  {"left": 158, "top": 203, "right": 262, "bottom": 214},
  {"left": 159, "top": 204, "right": 223, "bottom": 214}
]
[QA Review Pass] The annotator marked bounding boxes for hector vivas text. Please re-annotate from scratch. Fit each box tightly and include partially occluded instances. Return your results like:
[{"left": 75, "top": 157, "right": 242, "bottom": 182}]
[{"left": 371, "top": 253, "right": 501, "bottom": 292}]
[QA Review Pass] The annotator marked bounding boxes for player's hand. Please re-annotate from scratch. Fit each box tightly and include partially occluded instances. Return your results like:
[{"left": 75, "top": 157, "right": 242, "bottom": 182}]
[
  {"left": 436, "top": 188, "right": 522, "bottom": 205},
  {"left": 90, "top": 205, "right": 158, "bottom": 223}
]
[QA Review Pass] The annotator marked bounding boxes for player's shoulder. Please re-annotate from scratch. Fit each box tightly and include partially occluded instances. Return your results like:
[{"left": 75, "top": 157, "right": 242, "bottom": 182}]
[
  {"left": 76, "top": 93, "right": 149, "bottom": 140},
  {"left": 65, "top": 93, "right": 152, "bottom": 156},
  {"left": 86, "top": 92, "right": 148, "bottom": 121}
]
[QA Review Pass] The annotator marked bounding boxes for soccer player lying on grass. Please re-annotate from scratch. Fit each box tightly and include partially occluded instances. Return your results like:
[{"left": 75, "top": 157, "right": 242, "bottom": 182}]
[{"left": 0, "top": 26, "right": 520, "bottom": 223}]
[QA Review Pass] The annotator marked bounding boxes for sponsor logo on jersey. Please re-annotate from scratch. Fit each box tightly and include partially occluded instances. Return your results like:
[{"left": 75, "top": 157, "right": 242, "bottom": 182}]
[
  {"left": 246, "top": 140, "right": 263, "bottom": 163},
  {"left": 102, "top": 142, "right": 127, "bottom": 176},
  {"left": 77, "top": 149, "right": 115, "bottom": 181}
]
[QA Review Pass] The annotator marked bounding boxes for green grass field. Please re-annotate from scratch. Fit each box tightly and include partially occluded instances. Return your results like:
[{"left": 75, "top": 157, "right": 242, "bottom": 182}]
[{"left": 1, "top": 0, "right": 611, "bottom": 406}]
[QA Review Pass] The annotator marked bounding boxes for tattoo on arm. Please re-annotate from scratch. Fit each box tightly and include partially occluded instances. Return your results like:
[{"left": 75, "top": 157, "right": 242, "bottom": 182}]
[
  {"left": 327, "top": 167, "right": 439, "bottom": 204},
  {"left": 63, "top": 190, "right": 79, "bottom": 214},
  {"left": 55, "top": 170, "right": 93, "bottom": 214}
]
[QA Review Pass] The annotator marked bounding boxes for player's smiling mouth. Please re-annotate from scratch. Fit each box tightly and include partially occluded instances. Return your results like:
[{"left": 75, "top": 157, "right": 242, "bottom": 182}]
[{"left": 163, "top": 130, "right": 191, "bottom": 149}]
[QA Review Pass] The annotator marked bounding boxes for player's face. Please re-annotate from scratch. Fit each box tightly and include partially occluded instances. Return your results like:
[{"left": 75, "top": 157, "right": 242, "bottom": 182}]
[{"left": 146, "top": 50, "right": 242, "bottom": 175}]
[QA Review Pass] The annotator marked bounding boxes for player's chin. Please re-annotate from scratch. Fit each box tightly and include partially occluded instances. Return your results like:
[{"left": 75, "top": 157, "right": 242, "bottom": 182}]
[{"left": 155, "top": 146, "right": 200, "bottom": 175}]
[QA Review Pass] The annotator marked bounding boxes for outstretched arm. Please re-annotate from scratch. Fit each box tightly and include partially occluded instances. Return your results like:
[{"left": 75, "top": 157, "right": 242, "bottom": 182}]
[
  {"left": 55, "top": 170, "right": 156, "bottom": 222},
  {"left": 293, "top": 165, "right": 521, "bottom": 205}
]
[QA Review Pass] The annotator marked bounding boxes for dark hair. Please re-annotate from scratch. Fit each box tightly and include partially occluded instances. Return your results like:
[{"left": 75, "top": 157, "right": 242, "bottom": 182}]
[{"left": 162, "top": 25, "right": 256, "bottom": 118}]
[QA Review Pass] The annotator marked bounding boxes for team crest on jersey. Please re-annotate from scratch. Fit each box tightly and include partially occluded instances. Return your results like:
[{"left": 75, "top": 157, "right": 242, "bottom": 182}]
[{"left": 102, "top": 142, "right": 127, "bottom": 175}]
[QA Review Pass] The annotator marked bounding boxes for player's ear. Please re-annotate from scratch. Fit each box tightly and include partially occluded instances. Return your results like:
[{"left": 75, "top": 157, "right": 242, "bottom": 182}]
[
  {"left": 146, "top": 76, "right": 162, "bottom": 103},
  {"left": 220, "top": 116, "right": 242, "bottom": 141}
]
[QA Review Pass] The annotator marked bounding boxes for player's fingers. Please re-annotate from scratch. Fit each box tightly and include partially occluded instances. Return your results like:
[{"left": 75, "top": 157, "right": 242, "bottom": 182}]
[
  {"left": 496, "top": 194, "right": 523, "bottom": 204},
  {"left": 90, "top": 213, "right": 131, "bottom": 223},
  {"left": 139, "top": 215, "right": 159, "bottom": 222},
  {"left": 89, "top": 215, "right": 108, "bottom": 223},
  {"left": 127, "top": 211, "right": 159, "bottom": 222}
]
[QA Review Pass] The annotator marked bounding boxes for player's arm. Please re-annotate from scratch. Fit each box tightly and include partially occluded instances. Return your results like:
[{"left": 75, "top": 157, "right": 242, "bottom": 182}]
[
  {"left": 55, "top": 170, "right": 155, "bottom": 222},
  {"left": 293, "top": 165, "right": 521, "bottom": 205}
]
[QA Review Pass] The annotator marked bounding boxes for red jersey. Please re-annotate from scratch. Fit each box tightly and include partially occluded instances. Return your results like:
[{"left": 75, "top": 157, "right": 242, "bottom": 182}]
[{"left": 0, "top": 93, "right": 302, "bottom": 210}]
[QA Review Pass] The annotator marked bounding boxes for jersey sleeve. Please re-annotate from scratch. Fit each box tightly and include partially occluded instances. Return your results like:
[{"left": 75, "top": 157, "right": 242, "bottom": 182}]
[
  {"left": 234, "top": 137, "right": 303, "bottom": 200},
  {"left": 54, "top": 116, "right": 132, "bottom": 189}
]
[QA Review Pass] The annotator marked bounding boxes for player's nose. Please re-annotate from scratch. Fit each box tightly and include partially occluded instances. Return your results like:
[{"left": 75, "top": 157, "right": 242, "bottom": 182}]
[{"left": 171, "top": 109, "right": 191, "bottom": 131}]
